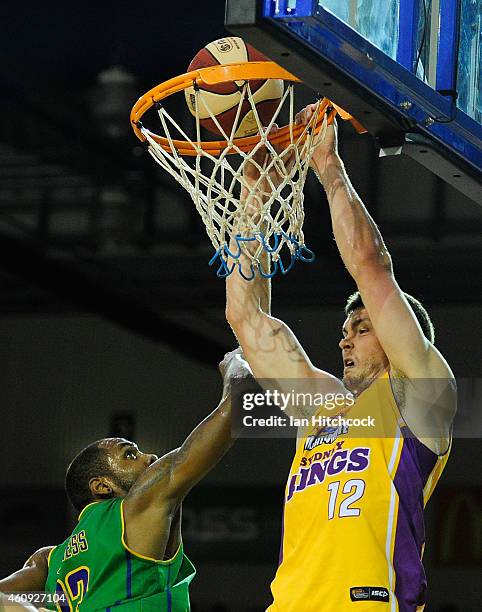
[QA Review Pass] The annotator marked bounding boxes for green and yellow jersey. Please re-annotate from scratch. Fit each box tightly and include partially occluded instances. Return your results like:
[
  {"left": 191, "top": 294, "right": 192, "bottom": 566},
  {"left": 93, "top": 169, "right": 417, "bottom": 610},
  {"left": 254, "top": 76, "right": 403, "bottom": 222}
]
[{"left": 45, "top": 498, "right": 195, "bottom": 611}]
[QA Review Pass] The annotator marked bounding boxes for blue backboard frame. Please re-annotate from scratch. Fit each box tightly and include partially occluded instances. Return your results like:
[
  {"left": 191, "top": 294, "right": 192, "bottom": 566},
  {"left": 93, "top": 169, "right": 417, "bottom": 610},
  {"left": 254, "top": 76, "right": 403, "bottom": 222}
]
[{"left": 225, "top": 0, "right": 482, "bottom": 204}]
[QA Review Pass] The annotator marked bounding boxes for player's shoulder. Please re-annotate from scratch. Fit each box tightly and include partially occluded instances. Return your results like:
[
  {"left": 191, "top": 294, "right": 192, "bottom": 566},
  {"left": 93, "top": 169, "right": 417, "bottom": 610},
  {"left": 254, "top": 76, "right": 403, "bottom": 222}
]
[
  {"left": 23, "top": 546, "right": 55, "bottom": 569},
  {"left": 390, "top": 359, "right": 456, "bottom": 455}
]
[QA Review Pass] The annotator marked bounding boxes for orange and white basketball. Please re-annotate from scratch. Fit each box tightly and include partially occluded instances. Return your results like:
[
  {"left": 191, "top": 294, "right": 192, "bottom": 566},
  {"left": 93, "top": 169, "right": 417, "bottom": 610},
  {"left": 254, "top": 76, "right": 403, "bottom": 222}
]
[{"left": 184, "top": 37, "right": 284, "bottom": 138}]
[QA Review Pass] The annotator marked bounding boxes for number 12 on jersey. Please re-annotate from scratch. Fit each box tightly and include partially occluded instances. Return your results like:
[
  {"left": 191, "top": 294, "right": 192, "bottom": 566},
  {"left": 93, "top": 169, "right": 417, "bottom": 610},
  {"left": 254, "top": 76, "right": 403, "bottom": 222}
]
[{"left": 327, "top": 479, "right": 365, "bottom": 519}]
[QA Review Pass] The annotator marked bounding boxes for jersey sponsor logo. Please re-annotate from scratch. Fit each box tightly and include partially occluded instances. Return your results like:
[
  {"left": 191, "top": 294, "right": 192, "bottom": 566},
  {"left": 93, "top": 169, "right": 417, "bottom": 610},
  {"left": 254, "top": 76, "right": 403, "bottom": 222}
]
[
  {"left": 351, "top": 587, "right": 369, "bottom": 600},
  {"left": 287, "top": 445, "right": 370, "bottom": 501},
  {"left": 350, "top": 587, "right": 389, "bottom": 602},
  {"left": 304, "top": 424, "right": 349, "bottom": 450}
]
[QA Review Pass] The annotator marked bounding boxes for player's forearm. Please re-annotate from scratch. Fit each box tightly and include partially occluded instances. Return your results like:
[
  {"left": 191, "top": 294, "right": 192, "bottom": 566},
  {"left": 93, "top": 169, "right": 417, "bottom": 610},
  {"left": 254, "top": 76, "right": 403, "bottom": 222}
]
[
  {"left": 124, "top": 398, "right": 236, "bottom": 508},
  {"left": 257, "top": 251, "right": 271, "bottom": 314},
  {"left": 170, "top": 352, "right": 256, "bottom": 496},
  {"left": 168, "top": 394, "right": 238, "bottom": 499},
  {"left": 317, "top": 154, "right": 392, "bottom": 279},
  {"left": 225, "top": 238, "right": 271, "bottom": 330},
  {"left": 0, "top": 568, "right": 45, "bottom": 593},
  {"left": 226, "top": 267, "right": 270, "bottom": 317}
]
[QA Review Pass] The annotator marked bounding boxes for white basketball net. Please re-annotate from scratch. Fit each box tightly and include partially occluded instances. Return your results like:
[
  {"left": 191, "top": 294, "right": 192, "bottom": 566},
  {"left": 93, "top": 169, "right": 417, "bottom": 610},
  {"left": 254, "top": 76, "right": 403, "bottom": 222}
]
[{"left": 139, "top": 83, "right": 327, "bottom": 279}]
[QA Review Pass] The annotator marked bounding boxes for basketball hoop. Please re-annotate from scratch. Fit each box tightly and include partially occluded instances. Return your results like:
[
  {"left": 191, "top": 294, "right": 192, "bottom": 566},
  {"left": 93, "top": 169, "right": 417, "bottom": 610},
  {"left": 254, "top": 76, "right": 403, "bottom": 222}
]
[{"left": 130, "top": 62, "right": 365, "bottom": 279}]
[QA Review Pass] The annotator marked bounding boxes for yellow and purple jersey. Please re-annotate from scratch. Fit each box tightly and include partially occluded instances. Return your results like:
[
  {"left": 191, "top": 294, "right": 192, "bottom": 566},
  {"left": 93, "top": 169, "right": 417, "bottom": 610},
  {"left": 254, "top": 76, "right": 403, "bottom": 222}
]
[{"left": 268, "top": 373, "right": 450, "bottom": 612}]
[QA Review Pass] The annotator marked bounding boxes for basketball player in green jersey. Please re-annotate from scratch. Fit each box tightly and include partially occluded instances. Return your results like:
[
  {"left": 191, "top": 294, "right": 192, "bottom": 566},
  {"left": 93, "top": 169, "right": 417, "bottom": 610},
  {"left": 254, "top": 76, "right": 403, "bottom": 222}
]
[{"left": 0, "top": 348, "right": 252, "bottom": 611}]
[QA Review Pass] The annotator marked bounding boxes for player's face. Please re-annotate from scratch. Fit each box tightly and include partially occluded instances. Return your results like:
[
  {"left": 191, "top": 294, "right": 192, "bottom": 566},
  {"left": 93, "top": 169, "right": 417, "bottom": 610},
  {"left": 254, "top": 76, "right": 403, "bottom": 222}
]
[
  {"left": 339, "top": 308, "right": 389, "bottom": 393},
  {"left": 105, "top": 438, "right": 158, "bottom": 494}
]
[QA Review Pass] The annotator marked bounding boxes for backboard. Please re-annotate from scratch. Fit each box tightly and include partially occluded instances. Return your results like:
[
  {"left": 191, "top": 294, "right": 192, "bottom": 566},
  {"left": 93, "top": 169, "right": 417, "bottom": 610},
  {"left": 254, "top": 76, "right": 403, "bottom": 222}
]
[{"left": 225, "top": 0, "right": 482, "bottom": 204}]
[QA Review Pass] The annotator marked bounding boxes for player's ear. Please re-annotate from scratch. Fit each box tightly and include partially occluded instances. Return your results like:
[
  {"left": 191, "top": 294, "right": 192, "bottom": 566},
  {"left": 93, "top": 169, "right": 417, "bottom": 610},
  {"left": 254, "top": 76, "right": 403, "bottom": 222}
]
[{"left": 89, "top": 476, "right": 114, "bottom": 499}]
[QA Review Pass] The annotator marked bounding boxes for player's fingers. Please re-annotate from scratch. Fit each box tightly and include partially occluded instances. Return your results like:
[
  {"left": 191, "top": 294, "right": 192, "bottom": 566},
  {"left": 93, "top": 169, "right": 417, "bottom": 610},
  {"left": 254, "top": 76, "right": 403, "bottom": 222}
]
[
  {"left": 255, "top": 124, "right": 279, "bottom": 157},
  {"left": 222, "top": 347, "right": 243, "bottom": 362},
  {"left": 251, "top": 143, "right": 268, "bottom": 166},
  {"left": 267, "top": 123, "right": 291, "bottom": 158},
  {"left": 323, "top": 119, "right": 338, "bottom": 148},
  {"left": 297, "top": 109, "right": 312, "bottom": 125},
  {"left": 294, "top": 109, "right": 305, "bottom": 125},
  {"left": 295, "top": 104, "right": 317, "bottom": 126}
]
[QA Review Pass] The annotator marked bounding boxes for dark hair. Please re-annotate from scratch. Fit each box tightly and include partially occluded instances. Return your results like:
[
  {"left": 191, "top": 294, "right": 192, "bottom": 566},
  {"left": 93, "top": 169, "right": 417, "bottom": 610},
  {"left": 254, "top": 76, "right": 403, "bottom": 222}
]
[
  {"left": 65, "top": 441, "right": 112, "bottom": 512},
  {"left": 344, "top": 290, "right": 435, "bottom": 344}
]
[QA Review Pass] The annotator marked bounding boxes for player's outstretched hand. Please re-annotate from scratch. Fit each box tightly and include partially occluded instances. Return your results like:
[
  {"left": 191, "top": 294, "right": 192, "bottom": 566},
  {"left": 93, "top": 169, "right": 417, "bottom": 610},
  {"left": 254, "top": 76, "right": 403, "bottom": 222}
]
[
  {"left": 295, "top": 103, "right": 340, "bottom": 184},
  {"left": 219, "top": 348, "right": 252, "bottom": 391}
]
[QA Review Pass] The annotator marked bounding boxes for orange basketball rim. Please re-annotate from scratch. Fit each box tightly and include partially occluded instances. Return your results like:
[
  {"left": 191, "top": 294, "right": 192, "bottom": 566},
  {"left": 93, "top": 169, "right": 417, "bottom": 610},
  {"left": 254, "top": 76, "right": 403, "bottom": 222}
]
[{"left": 130, "top": 62, "right": 366, "bottom": 156}]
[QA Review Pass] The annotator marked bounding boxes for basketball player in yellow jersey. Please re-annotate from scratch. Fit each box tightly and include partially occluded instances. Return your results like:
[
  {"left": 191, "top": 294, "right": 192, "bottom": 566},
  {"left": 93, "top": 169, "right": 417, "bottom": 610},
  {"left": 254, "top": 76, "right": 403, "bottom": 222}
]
[{"left": 225, "top": 109, "right": 456, "bottom": 611}]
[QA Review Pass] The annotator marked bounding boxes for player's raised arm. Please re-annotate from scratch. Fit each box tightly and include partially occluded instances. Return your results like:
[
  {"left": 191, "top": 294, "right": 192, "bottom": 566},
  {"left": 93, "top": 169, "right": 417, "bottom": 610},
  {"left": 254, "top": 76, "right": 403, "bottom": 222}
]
[
  {"left": 122, "top": 349, "right": 253, "bottom": 556},
  {"left": 150, "top": 349, "right": 252, "bottom": 500},
  {"left": 0, "top": 547, "right": 53, "bottom": 594},
  {"left": 225, "top": 141, "right": 347, "bottom": 408},
  {"left": 305, "top": 107, "right": 447, "bottom": 380},
  {"left": 303, "top": 106, "right": 456, "bottom": 445}
]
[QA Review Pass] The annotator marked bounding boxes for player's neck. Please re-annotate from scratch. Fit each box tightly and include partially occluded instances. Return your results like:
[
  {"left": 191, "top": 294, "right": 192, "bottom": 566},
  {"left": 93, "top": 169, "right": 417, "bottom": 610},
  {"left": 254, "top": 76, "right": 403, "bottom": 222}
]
[{"left": 348, "top": 364, "right": 388, "bottom": 398}]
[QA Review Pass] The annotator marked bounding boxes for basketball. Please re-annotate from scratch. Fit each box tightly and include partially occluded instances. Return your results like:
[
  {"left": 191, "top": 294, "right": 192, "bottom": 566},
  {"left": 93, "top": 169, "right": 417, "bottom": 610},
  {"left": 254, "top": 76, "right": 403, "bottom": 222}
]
[{"left": 184, "top": 37, "right": 284, "bottom": 138}]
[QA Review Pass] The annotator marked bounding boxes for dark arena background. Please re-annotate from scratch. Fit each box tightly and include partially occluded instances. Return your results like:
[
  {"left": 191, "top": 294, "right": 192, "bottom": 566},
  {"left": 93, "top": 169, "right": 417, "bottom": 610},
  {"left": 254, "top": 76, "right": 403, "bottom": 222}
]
[{"left": 0, "top": 2, "right": 480, "bottom": 611}]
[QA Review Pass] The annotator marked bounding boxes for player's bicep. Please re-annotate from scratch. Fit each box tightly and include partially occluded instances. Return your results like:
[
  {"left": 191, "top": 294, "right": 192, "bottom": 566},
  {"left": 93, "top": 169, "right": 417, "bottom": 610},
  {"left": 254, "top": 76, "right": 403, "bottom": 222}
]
[
  {"left": 124, "top": 449, "right": 178, "bottom": 511},
  {"left": 235, "top": 312, "right": 348, "bottom": 417},
  {"left": 356, "top": 268, "right": 450, "bottom": 379},
  {"left": 126, "top": 400, "right": 232, "bottom": 508}
]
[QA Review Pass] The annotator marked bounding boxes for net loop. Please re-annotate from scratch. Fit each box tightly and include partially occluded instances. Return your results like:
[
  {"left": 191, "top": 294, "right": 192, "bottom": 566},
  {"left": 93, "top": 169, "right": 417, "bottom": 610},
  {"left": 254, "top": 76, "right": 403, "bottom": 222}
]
[
  {"left": 209, "top": 249, "right": 235, "bottom": 278},
  {"left": 223, "top": 234, "right": 258, "bottom": 260},
  {"left": 259, "top": 232, "right": 281, "bottom": 254},
  {"left": 237, "top": 262, "right": 256, "bottom": 282},
  {"left": 258, "top": 259, "right": 279, "bottom": 279},
  {"left": 278, "top": 252, "right": 296, "bottom": 275},
  {"left": 296, "top": 244, "right": 316, "bottom": 263}
]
